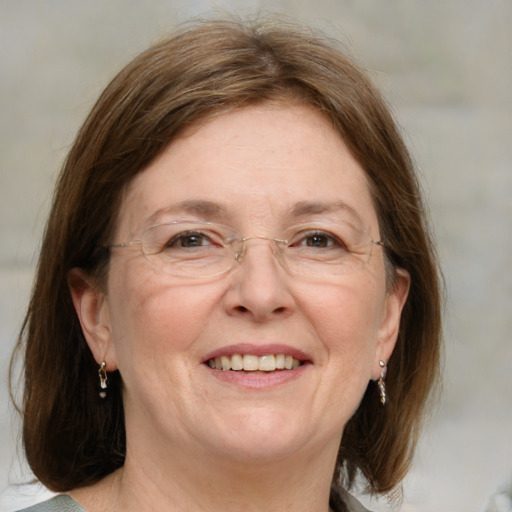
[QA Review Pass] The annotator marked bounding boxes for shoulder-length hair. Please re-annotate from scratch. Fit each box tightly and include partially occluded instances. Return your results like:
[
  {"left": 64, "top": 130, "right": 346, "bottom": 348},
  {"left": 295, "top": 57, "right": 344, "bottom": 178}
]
[{"left": 11, "top": 16, "right": 442, "bottom": 496}]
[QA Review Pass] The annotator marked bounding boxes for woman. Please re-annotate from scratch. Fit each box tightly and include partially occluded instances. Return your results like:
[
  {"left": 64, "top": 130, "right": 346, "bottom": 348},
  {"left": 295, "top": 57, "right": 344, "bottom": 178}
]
[{"left": 11, "top": 16, "right": 442, "bottom": 512}]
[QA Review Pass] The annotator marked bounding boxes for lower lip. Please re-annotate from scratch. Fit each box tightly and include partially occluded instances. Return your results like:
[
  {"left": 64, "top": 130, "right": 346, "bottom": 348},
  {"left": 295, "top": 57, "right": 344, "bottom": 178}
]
[{"left": 205, "top": 364, "right": 310, "bottom": 389}]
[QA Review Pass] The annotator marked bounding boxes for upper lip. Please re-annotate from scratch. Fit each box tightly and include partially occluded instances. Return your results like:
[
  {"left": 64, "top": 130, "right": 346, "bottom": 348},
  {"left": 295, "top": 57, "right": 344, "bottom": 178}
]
[{"left": 202, "top": 343, "right": 312, "bottom": 364}]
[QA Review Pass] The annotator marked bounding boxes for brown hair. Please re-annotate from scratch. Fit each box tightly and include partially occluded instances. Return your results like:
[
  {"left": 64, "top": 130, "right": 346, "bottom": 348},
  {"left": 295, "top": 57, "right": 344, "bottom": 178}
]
[{"left": 11, "top": 16, "right": 442, "bottom": 496}]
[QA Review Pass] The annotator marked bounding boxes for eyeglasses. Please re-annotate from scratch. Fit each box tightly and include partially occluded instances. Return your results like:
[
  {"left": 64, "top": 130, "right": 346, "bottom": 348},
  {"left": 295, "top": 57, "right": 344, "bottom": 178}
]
[{"left": 107, "top": 221, "right": 384, "bottom": 279}]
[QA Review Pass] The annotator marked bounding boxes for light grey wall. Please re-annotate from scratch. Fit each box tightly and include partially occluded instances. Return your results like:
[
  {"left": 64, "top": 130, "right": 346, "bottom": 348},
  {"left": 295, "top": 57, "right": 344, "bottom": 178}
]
[{"left": 1, "top": 1, "right": 511, "bottom": 511}]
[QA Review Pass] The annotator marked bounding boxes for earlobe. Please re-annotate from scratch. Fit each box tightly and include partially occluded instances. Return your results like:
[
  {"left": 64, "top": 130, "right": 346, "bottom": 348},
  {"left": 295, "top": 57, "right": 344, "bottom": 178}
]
[
  {"left": 373, "top": 268, "right": 410, "bottom": 379},
  {"left": 68, "top": 268, "right": 116, "bottom": 370}
]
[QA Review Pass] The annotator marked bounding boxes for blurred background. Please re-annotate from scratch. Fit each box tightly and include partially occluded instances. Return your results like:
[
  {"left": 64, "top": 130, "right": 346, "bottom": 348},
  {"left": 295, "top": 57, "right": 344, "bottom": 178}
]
[{"left": 1, "top": 1, "right": 511, "bottom": 511}]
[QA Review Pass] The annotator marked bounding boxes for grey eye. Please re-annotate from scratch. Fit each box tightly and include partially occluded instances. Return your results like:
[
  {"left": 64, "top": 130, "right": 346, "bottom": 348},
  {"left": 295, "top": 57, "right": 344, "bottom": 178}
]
[
  {"left": 295, "top": 231, "right": 346, "bottom": 250},
  {"left": 167, "top": 231, "right": 215, "bottom": 249}
]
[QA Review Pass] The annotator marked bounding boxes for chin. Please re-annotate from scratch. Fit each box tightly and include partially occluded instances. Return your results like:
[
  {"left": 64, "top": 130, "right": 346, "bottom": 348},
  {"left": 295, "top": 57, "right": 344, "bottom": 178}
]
[{"left": 200, "top": 408, "right": 329, "bottom": 464}]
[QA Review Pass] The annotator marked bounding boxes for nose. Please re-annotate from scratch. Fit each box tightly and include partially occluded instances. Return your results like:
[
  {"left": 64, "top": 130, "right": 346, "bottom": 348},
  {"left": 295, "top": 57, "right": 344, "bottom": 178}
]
[{"left": 223, "top": 238, "right": 295, "bottom": 322}]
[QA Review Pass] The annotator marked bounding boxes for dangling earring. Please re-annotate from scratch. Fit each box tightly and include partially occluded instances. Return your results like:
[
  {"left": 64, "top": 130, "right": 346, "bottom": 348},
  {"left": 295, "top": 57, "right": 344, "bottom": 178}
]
[
  {"left": 377, "top": 360, "right": 388, "bottom": 405},
  {"left": 98, "top": 361, "right": 108, "bottom": 399}
]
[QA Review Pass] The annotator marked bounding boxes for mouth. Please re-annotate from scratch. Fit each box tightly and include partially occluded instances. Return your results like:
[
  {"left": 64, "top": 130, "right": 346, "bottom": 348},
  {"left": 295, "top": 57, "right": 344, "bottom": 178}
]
[{"left": 206, "top": 354, "right": 303, "bottom": 372}]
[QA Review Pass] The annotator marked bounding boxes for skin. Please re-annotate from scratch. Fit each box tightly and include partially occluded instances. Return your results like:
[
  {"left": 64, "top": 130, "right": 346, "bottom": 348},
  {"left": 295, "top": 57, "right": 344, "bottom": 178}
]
[{"left": 69, "top": 103, "right": 409, "bottom": 512}]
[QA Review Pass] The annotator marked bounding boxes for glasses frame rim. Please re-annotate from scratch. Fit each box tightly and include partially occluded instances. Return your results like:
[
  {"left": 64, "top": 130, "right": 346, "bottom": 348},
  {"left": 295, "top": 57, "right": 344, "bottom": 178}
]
[{"left": 106, "top": 220, "right": 386, "bottom": 279}]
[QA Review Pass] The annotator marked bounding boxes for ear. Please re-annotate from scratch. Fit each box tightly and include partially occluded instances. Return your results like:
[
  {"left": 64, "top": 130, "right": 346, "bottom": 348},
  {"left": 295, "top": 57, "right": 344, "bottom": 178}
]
[
  {"left": 68, "top": 268, "right": 117, "bottom": 371},
  {"left": 372, "top": 268, "right": 410, "bottom": 379}
]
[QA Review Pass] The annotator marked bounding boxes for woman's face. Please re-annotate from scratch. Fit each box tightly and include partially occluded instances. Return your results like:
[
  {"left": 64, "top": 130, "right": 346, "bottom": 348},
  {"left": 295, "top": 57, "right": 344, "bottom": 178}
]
[{"left": 76, "top": 104, "right": 409, "bottom": 467}]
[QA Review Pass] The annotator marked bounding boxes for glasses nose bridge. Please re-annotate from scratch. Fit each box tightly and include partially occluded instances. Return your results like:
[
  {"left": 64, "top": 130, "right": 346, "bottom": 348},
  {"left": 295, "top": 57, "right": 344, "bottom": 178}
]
[{"left": 233, "top": 235, "right": 287, "bottom": 265}]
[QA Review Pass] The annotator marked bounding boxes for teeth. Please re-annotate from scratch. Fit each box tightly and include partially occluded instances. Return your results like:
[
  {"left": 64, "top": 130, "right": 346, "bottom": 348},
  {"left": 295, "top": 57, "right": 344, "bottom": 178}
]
[
  {"left": 259, "top": 354, "right": 276, "bottom": 372},
  {"left": 207, "top": 354, "right": 303, "bottom": 372},
  {"left": 231, "top": 354, "right": 243, "bottom": 370},
  {"left": 242, "top": 354, "right": 259, "bottom": 371},
  {"left": 221, "top": 355, "right": 231, "bottom": 371}
]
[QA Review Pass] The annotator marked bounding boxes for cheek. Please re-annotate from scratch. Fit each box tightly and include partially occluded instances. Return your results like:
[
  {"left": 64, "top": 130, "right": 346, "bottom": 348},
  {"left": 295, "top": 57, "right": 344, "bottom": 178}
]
[
  {"left": 299, "top": 277, "right": 386, "bottom": 364},
  {"left": 106, "top": 266, "right": 218, "bottom": 368}
]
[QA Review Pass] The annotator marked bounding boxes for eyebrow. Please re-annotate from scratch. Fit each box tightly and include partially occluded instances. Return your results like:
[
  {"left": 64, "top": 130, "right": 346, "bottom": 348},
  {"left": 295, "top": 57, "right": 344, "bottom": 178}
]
[
  {"left": 145, "top": 200, "right": 228, "bottom": 227},
  {"left": 144, "top": 199, "right": 367, "bottom": 229},
  {"left": 289, "top": 200, "right": 366, "bottom": 227}
]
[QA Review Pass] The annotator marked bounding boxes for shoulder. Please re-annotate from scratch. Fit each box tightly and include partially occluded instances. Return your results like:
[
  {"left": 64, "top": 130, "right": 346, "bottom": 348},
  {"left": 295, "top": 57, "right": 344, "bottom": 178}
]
[{"left": 16, "top": 495, "right": 85, "bottom": 512}]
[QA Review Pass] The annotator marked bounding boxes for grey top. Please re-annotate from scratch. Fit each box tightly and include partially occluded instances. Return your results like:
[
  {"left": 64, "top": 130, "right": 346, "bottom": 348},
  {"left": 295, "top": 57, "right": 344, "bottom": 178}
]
[
  {"left": 17, "top": 490, "right": 371, "bottom": 512},
  {"left": 16, "top": 495, "right": 84, "bottom": 512},
  {"left": 333, "top": 488, "right": 373, "bottom": 512}
]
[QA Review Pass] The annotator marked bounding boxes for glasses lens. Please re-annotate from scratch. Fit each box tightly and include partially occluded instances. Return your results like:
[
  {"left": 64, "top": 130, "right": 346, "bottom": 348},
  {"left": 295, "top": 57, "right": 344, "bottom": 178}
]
[
  {"left": 281, "top": 221, "right": 376, "bottom": 277},
  {"left": 141, "top": 222, "right": 237, "bottom": 277}
]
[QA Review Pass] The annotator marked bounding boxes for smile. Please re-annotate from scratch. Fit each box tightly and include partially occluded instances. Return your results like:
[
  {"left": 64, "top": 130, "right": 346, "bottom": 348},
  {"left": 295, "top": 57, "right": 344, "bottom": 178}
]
[{"left": 206, "top": 354, "right": 302, "bottom": 372}]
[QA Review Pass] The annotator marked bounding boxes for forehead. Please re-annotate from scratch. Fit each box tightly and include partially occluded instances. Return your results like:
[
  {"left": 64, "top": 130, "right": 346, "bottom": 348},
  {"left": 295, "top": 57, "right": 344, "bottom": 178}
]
[{"left": 117, "top": 104, "right": 379, "bottom": 236}]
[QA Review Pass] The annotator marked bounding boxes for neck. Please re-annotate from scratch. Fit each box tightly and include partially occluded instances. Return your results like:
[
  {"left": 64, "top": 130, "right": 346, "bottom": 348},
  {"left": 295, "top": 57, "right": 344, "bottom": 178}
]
[{"left": 74, "top": 437, "right": 339, "bottom": 512}]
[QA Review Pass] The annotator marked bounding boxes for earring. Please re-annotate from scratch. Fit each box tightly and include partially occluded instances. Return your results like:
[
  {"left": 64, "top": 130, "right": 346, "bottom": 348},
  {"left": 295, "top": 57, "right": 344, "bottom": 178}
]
[
  {"left": 377, "top": 360, "right": 388, "bottom": 405},
  {"left": 98, "top": 361, "right": 108, "bottom": 399}
]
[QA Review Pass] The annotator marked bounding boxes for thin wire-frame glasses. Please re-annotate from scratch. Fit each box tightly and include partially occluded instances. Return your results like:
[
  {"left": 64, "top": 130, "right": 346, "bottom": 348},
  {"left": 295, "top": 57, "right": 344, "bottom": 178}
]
[{"left": 107, "top": 220, "right": 384, "bottom": 279}]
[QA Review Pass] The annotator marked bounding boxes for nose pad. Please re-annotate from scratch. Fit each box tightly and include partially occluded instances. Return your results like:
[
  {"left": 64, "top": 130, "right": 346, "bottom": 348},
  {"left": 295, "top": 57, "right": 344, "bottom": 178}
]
[
  {"left": 232, "top": 239, "right": 246, "bottom": 264},
  {"left": 234, "top": 247, "right": 244, "bottom": 263},
  {"left": 233, "top": 236, "right": 286, "bottom": 269}
]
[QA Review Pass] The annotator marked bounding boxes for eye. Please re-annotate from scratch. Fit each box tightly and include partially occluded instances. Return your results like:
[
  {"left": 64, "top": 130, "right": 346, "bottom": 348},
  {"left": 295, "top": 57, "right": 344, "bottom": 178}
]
[
  {"left": 304, "top": 233, "right": 332, "bottom": 248},
  {"left": 166, "top": 230, "right": 219, "bottom": 249},
  {"left": 293, "top": 231, "right": 347, "bottom": 250},
  {"left": 143, "top": 223, "right": 234, "bottom": 257}
]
